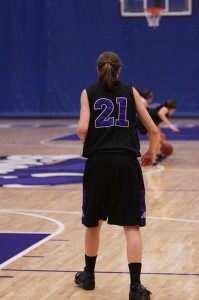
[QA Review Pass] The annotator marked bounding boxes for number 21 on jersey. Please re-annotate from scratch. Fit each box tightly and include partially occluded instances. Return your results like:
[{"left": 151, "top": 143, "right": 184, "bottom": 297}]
[{"left": 94, "top": 97, "right": 129, "bottom": 128}]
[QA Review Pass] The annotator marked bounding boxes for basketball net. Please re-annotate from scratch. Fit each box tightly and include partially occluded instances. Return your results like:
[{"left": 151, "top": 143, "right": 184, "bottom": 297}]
[{"left": 144, "top": 8, "right": 163, "bottom": 29}]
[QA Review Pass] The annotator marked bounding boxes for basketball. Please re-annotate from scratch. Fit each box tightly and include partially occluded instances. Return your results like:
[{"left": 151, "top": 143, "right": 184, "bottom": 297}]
[{"left": 160, "top": 142, "right": 173, "bottom": 157}]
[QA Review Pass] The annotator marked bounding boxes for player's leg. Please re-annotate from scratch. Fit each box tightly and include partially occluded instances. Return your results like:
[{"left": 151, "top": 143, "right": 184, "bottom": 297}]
[
  {"left": 74, "top": 221, "right": 103, "bottom": 290},
  {"left": 124, "top": 225, "right": 151, "bottom": 299},
  {"left": 153, "top": 125, "right": 166, "bottom": 165},
  {"left": 75, "top": 155, "right": 109, "bottom": 290},
  {"left": 85, "top": 220, "right": 103, "bottom": 256},
  {"left": 124, "top": 225, "right": 142, "bottom": 263},
  {"left": 124, "top": 225, "right": 142, "bottom": 286}
]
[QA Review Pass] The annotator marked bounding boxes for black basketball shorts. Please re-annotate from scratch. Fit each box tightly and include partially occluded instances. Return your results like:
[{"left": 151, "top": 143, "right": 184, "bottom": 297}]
[{"left": 81, "top": 153, "right": 146, "bottom": 228}]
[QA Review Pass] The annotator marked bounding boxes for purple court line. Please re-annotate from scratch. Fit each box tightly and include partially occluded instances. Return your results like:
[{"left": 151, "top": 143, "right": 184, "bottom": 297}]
[
  {"left": 1, "top": 187, "right": 198, "bottom": 192},
  {"left": 2, "top": 269, "right": 199, "bottom": 276},
  {"left": 4, "top": 188, "right": 198, "bottom": 193},
  {"left": 23, "top": 256, "right": 44, "bottom": 258},
  {"left": 24, "top": 188, "right": 199, "bottom": 192},
  {"left": 0, "top": 276, "right": 14, "bottom": 278},
  {"left": 50, "top": 239, "right": 69, "bottom": 242}
]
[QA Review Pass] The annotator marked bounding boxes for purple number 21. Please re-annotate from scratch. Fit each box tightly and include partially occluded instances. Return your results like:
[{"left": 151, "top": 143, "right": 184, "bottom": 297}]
[{"left": 94, "top": 97, "right": 129, "bottom": 128}]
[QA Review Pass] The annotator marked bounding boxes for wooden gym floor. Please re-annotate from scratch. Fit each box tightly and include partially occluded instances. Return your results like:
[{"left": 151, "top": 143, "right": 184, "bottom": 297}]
[{"left": 0, "top": 118, "right": 198, "bottom": 300}]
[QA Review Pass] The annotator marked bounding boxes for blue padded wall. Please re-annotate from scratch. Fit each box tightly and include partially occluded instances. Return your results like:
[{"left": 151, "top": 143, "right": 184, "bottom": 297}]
[{"left": 0, "top": 0, "right": 198, "bottom": 117}]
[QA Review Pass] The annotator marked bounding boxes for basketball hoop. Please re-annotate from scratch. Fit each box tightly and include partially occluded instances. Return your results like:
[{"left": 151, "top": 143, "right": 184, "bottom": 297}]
[{"left": 144, "top": 7, "right": 163, "bottom": 28}]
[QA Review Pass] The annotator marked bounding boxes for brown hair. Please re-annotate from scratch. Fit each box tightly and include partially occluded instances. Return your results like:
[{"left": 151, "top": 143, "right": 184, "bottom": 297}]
[
  {"left": 141, "top": 89, "right": 153, "bottom": 99},
  {"left": 163, "top": 99, "right": 177, "bottom": 109},
  {"left": 97, "top": 51, "right": 122, "bottom": 91}
]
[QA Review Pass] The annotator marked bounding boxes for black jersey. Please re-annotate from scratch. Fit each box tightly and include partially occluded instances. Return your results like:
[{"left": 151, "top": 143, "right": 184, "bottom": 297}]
[
  {"left": 82, "top": 81, "right": 141, "bottom": 158},
  {"left": 147, "top": 105, "right": 168, "bottom": 125},
  {"left": 136, "top": 104, "right": 169, "bottom": 134}
]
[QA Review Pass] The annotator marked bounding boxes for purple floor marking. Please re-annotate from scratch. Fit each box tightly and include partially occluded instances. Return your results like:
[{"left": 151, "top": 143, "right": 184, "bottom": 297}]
[
  {"left": 23, "top": 256, "right": 44, "bottom": 258},
  {"left": 50, "top": 239, "right": 69, "bottom": 242},
  {"left": 2, "top": 269, "right": 199, "bottom": 276}
]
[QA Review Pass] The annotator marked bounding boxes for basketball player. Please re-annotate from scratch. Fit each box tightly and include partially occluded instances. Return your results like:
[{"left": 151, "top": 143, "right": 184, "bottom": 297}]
[
  {"left": 75, "top": 51, "right": 159, "bottom": 300},
  {"left": 136, "top": 99, "right": 179, "bottom": 164},
  {"left": 138, "top": 89, "right": 154, "bottom": 107}
]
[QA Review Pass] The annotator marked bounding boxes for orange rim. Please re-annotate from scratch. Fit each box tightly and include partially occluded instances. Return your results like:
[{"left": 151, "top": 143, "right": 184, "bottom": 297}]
[{"left": 144, "top": 7, "right": 163, "bottom": 17}]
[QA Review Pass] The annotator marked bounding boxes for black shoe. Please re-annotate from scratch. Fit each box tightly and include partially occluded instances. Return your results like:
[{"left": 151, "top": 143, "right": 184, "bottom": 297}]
[
  {"left": 153, "top": 153, "right": 167, "bottom": 166},
  {"left": 129, "top": 283, "right": 151, "bottom": 300},
  {"left": 74, "top": 268, "right": 95, "bottom": 290},
  {"left": 152, "top": 159, "right": 158, "bottom": 166},
  {"left": 156, "top": 153, "right": 165, "bottom": 162}
]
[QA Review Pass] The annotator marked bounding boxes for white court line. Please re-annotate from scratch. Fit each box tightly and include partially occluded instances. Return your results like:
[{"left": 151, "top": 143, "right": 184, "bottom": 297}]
[
  {"left": 40, "top": 132, "right": 80, "bottom": 146},
  {"left": 148, "top": 216, "right": 199, "bottom": 224},
  {"left": 143, "top": 164, "right": 165, "bottom": 174},
  {"left": 0, "top": 208, "right": 81, "bottom": 214},
  {"left": 0, "top": 210, "right": 65, "bottom": 269},
  {"left": 0, "top": 209, "right": 198, "bottom": 268},
  {"left": 1, "top": 208, "right": 198, "bottom": 224},
  {"left": 40, "top": 132, "right": 165, "bottom": 175}
]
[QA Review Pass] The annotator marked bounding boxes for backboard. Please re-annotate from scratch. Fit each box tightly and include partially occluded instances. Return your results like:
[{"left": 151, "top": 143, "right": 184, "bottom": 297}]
[{"left": 120, "top": 0, "right": 193, "bottom": 17}]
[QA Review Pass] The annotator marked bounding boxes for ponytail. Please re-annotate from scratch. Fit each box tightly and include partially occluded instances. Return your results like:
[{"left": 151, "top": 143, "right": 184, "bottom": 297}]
[{"left": 97, "top": 52, "right": 122, "bottom": 91}]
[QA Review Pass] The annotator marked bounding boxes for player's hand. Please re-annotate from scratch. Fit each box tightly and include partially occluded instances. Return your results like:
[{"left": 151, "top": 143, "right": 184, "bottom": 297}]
[
  {"left": 170, "top": 124, "right": 179, "bottom": 132},
  {"left": 140, "top": 151, "right": 154, "bottom": 167}
]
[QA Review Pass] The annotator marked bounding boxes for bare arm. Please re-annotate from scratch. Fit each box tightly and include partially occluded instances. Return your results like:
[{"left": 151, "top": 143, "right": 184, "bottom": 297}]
[
  {"left": 158, "top": 107, "right": 179, "bottom": 132},
  {"left": 76, "top": 89, "right": 90, "bottom": 143},
  {"left": 133, "top": 88, "right": 159, "bottom": 166}
]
